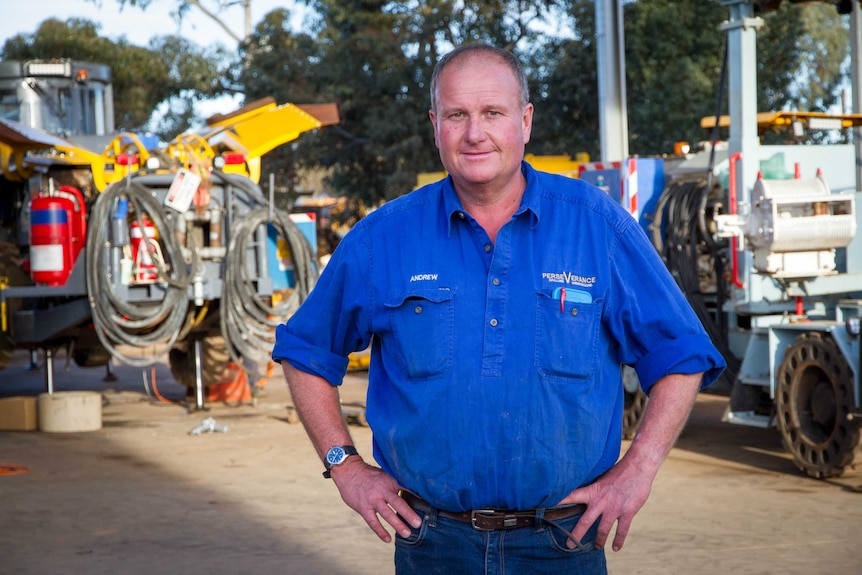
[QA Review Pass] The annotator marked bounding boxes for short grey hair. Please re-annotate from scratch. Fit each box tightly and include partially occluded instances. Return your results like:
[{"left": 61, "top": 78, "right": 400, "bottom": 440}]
[{"left": 429, "top": 44, "right": 530, "bottom": 112}]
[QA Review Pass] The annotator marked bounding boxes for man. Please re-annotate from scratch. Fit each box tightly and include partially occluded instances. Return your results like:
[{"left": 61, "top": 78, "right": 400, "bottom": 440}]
[{"left": 273, "top": 44, "right": 725, "bottom": 574}]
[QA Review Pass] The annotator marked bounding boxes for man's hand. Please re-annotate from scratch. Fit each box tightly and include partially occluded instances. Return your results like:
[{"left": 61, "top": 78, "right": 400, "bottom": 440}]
[
  {"left": 556, "top": 455, "right": 652, "bottom": 552},
  {"left": 330, "top": 457, "right": 423, "bottom": 543}
]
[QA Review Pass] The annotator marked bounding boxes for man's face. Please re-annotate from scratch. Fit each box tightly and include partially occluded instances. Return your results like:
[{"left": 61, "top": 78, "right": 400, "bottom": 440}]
[{"left": 429, "top": 54, "right": 533, "bottom": 194}]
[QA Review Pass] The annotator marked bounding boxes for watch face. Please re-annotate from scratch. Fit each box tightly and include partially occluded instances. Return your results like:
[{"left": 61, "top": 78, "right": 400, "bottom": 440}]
[{"left": 327, "top": 447, "right": 346, "bottom": 466}]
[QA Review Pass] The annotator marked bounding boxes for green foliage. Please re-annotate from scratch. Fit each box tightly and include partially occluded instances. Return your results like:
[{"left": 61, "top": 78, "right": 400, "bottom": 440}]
[
  {"left": 295, "top": 0, "right": 433, "bottom": 205},
  {"left": 621, "top": 0, "right": 727, "bottom": 155},
  {"left": 532, "top": 0, "right": 849, "bottom": 157},
  {"left": 762, "top": 4, "right": 848, "bottom": 112}
]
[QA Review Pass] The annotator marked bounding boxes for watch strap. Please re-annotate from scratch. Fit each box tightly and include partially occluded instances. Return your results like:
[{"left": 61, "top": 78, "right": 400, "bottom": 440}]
[{"left": 322, "top": 445, "right": 359, "bottom": 478}]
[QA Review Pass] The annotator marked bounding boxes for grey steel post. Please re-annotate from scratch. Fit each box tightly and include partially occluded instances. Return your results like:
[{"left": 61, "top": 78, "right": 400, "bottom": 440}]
[
  {"left": 721, "top": 1, "right": 763, "bottom": 304},
  {"left": 595, "top": 0, "right": 629, "bottom": 162},
  {"left": 44, "top": 348, "right": 54, "bottom": 394},
  {"left": 193, "top": 338, "right": 205, "bottom": 410}
]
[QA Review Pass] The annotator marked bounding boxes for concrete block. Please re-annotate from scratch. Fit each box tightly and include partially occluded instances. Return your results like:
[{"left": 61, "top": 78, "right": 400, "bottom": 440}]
[
  {"left": 38, "top": 391, "right": 101, "bottom": 433},
  {"left": 0, "top": 396, "right": 38, "bottom": 431}
]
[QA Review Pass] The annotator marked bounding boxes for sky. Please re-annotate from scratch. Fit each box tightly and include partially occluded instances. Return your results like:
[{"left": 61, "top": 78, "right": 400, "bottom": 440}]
[{"left": 0, "top": 0, "right": 307, "bottom": 118}]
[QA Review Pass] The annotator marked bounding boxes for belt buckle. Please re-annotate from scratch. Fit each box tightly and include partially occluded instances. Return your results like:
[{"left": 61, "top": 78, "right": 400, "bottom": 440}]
[
  {"left": 470, "top": 509, "right": 497, "bottom": 531},
  {"left": 471, "top": 509, "right": 520, "bottom": 531}
]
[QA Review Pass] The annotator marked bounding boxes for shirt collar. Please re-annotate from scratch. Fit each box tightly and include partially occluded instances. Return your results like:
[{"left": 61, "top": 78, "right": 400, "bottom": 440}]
[{"left": 443, "top": 161, "right": 541, "bottom": 236}]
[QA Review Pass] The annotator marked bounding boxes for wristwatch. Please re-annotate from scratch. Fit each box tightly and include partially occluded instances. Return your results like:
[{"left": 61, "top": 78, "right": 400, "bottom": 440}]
[{"left": 322, "top": 445, "right": 359, "bottom": 478}]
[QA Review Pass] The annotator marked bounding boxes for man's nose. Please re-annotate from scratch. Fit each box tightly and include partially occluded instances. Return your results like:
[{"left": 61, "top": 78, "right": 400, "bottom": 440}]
[{"left": 464, "top": 117, "right": 486, "bottom": 142}]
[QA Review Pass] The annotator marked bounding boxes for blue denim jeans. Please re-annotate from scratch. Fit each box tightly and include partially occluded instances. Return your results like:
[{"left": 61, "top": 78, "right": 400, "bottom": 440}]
[{"left": 394, "top": 505, "right": 607, "bottom": 575}]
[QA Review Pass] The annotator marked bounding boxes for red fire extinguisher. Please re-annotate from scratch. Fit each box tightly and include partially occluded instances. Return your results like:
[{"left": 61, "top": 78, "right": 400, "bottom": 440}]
[
  {"left": 129, "top": 214, "right": 163, "bottom": 284},
  {"left": 29, "top": 185, "right": 87, "bottom": 286}
]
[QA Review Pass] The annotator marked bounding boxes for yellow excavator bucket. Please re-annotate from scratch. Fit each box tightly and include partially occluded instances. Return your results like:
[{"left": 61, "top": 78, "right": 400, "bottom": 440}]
[
  {"left": 165, "top": 97, "right": 339, "bottom": 183},
  {"left": 198, "top": 98, "right": 339, "bottom": 183}
]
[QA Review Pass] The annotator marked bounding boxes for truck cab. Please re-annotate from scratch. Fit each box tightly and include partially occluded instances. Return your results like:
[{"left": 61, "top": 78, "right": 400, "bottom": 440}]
[{"left": 0, "top": 59, "right": 114, "bottom": 137}]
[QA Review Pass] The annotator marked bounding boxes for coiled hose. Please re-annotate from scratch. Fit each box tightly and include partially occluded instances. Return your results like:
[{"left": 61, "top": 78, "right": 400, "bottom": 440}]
[
  {"left": 86, "top": 180, "right": 192, "bottom": 367},
  {"left": 87, "top": 172, "right": 315, "bottom": 378},
  {"left": 217, "top": 173, "right": 317, "bottom": 379}
]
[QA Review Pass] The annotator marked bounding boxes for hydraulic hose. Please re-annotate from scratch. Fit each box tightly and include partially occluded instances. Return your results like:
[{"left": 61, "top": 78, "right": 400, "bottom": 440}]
[
  {"left": 216, "top": 172, "right": 317, "bottom": 380},
  {"left": 88, "top": 171, "right": 316, "bottom": 379},
  {"left": 86, "top": 179, "right": 192, "bottom": 367}
]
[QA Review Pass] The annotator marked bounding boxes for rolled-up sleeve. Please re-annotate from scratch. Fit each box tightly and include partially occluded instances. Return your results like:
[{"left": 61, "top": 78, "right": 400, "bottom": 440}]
[{"left": 606, "top": 219, "right": 726, "bottom": 393}]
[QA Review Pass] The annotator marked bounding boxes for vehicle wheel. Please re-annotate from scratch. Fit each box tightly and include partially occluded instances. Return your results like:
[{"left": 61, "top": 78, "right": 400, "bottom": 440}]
[{"left": 776, "top": 332, "right": 860, "bottom": 479}]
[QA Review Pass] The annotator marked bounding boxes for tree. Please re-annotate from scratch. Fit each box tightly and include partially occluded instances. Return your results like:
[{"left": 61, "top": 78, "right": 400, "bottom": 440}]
[
  {"left": 757, "top": 3, "right": 849, "bottom": 143},
  {"left": 532, "top": 0, "right": 850, "bottom": 159},
  {"left": 1, "top": 18, "right": 230, "bottom": 137}
]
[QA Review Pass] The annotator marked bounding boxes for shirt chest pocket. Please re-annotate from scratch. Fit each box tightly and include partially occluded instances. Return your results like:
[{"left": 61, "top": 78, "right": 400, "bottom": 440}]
[
  {"left": 535, "top": 292, "right": 601, "bottom": 380},
  {"left": 384, "top": 288, "right": 455, "bottom": 379}
]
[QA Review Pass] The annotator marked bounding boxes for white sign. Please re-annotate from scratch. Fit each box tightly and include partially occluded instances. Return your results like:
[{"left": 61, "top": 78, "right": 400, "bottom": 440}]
[{"left": 164, "top": 168, "right": 201, "bottom": 213}]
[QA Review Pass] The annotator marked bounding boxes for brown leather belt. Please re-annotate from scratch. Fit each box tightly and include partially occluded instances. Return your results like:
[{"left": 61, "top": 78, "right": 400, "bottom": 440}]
[{"left": 401, "top": 491, "right": 587, "bottom": 532}]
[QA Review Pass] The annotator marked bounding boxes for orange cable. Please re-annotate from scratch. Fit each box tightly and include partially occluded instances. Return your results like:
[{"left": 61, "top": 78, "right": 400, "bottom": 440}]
[{"left": 150, "top": 366, "right": 179, "bottom": 404}]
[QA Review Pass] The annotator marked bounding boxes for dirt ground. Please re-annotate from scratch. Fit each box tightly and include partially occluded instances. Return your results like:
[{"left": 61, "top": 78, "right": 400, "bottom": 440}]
[{"left": 1, "top": 349, "right": 861, "bottom": 575}]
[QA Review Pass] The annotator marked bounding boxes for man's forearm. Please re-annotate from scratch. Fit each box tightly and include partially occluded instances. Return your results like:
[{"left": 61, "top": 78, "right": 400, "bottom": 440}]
[
  {"left": 281, "top": 361, "right": 355, "bottom": 460},
  {"left": 623, "top": 372, "right": 702, "bottom": 477}
]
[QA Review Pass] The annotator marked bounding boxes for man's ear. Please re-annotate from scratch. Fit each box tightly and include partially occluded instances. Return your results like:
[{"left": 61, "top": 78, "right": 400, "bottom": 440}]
[{"left": 522, "top": 103, "right": 534, "bottom": 144}]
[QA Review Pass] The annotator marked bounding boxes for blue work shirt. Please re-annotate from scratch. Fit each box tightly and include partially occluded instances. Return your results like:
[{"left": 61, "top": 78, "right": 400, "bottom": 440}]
[{"left": 273, "top": 162, "right": 725, "bottom": 512}]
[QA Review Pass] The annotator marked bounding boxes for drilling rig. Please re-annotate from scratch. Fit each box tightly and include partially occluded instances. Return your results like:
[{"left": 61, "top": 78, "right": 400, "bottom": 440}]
[{"left": 0, "top": 58, "right": 337, "bottom": 409}]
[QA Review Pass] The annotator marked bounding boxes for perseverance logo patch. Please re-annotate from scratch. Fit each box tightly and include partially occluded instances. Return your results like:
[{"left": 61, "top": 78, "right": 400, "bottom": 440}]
[{"left": 541, "top": 271, "right": 596, "bottom": 288}]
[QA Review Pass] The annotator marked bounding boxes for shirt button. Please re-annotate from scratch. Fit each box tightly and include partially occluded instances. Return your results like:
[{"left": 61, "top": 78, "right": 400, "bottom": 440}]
[
  {"left": 415, "top": 306, "right": 423, "bottom": 314},
  {"left": 571, "top": 308, "right": 578, "bottom": 316},
  {"left": 484, "top": 244, "right": 491, "bottom": 252},
  {"left": 459, "top": 212, "right": 466, "bottom": 219},
  {"left": 492, "top": 278, "right": 500, "bottom": 286},
  {"left": 489, "top": 318, "right": 498, "bottom": 327}
]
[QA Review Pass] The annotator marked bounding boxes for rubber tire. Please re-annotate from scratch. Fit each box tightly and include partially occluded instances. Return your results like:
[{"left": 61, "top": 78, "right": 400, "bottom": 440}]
[{"left": 776, "top": 332, "right": 860, "bottom": 479}]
